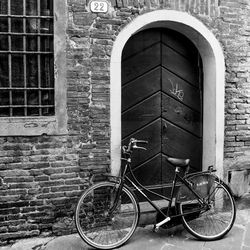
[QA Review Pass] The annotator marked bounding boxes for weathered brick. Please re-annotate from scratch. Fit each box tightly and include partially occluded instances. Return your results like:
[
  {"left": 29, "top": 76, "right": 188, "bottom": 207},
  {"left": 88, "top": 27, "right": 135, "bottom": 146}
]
[
  {"left": 51, "top": 185, "right": 79, "bottom": 193},
  {"left": 237, "top": 136, "right": 250, "bottom": 141},
  {"left": 43, "top": 168, "right": 64, "bottom": 175},
  {"left": 34, "top": 176, "right": 49, "bottom": 182},
  {"left": 225, "top": 141, "right": 244, "bottom": 147},
  {"left": 37, "top": 193, "right": 65, "bottom": 200},
  {"left": 3, "top": 176, "right": 34, "bottom": 183},
  {"left": 236, "top": 125, "right": 250, "bottom": 130},
  {"left": 226, "top": 120, "right": 245, "bottom": 125},
  {"left": 50, "top": 173, "right": 77, "bottom": 180},
  {"left": 39, "top": 180, "right": 65, "bottom": 188}
]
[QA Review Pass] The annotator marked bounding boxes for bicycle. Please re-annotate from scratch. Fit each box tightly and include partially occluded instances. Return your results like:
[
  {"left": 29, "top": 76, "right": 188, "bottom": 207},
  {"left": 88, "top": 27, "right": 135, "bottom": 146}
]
[{"left": 75, "top": 138, "right": 236, "bottom": 249}]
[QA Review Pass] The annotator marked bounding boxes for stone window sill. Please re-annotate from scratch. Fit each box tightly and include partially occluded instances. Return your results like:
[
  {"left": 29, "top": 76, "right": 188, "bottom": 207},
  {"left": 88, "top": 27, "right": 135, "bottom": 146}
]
[{"left": 0, "top": 116, "right": 68, "bottom": 136}]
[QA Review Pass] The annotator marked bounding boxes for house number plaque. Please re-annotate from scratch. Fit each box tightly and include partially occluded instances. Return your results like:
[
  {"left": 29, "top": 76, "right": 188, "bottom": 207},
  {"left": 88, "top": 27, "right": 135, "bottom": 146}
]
[{"left": 89, "top": 0, "right": 109, "bottom": 13}]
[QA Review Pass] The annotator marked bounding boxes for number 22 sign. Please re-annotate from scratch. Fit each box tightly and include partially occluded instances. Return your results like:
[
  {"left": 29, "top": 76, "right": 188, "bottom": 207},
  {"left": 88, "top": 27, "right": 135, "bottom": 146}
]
[{"left": 89, "top": 0, "right": 109, "bottom": 13}]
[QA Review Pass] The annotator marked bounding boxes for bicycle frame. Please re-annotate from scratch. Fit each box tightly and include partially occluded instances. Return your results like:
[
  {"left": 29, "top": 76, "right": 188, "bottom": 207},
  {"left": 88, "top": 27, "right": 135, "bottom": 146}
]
[{"left": 118, "top": 156, "right": 211, "bottom": 220}]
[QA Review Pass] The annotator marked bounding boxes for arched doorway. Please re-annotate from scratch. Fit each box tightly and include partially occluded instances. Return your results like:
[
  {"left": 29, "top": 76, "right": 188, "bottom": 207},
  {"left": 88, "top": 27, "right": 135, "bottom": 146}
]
[
  {"left": 110, "top": 10, "right": 225, "bottom": 179},
  {"left": 121, "top": 28, "right": 203, "bottom": 195}
]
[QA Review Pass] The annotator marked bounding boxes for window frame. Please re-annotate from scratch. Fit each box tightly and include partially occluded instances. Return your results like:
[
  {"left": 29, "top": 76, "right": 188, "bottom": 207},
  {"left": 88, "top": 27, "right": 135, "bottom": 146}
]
[{"left": 0, "top": 0, "right": 68, "bottom": 136}]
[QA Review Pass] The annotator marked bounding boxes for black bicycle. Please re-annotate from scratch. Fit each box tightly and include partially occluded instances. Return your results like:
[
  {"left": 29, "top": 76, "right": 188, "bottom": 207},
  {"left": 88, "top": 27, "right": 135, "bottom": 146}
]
[{"left": 75, "top": 138, "right": 236, "bottom": 249}]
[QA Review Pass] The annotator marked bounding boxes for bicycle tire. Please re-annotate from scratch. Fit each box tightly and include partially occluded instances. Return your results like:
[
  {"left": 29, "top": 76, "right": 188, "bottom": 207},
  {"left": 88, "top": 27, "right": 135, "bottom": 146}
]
[
  {"left": 178, "top": 173, "right": 236, "bottom": 241},
  {"left": 75, "top": 181, "right": 140, "bottom": 249}
]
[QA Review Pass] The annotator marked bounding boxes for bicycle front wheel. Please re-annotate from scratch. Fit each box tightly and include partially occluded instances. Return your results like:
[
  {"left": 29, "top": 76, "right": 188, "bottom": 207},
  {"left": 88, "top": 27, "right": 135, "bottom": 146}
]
[
  {"left": 75, "top": 181, "right": 139, "bottom": 249},
  {"left": 178, "top": 174, "right": 236, "bottom": 241}
]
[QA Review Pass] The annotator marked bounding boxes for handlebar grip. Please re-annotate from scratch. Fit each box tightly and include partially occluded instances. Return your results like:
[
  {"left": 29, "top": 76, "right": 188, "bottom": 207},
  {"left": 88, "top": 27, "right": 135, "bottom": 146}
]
[
  {"left": 136, "top": 140, "right": 148, "bottom": 144},
  {"left": 133, "top": 146, "right": 147, "bottom": 150}
]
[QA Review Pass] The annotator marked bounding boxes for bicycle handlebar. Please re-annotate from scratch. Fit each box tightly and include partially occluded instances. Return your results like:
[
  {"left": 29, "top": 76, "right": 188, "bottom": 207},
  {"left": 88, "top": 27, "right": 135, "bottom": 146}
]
[{"left": 123, "top": 138, "right": 148, "bottom": 154}]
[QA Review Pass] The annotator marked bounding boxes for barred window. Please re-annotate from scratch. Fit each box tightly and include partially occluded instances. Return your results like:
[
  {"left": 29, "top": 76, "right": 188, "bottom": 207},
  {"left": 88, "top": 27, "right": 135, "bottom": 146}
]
[{"left": 0, "top": 0, "right": 54, "bottom": 117}]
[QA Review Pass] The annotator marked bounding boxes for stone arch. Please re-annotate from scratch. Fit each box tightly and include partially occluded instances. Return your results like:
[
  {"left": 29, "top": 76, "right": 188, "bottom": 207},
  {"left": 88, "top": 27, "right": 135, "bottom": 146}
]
[{"left": 110, "top": 10, "right": 225, "bottom": 178}]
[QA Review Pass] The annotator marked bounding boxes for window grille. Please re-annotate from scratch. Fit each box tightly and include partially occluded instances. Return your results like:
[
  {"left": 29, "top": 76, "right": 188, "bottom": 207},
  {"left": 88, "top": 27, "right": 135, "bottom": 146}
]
[{"left": 0, "top": 0, "right": 54, "bottom": 117}]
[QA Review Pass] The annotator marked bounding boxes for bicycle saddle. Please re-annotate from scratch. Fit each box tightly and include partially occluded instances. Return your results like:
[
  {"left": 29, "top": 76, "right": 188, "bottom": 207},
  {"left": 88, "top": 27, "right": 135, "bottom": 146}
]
[{"left": 166, "top": 157, "right": 190, "bottom": 168}]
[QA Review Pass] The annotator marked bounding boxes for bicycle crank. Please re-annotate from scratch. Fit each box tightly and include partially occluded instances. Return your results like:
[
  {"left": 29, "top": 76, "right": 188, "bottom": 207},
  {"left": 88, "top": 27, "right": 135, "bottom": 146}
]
[{"left": 153, "top": 217, "right": 171, "bottom": 232}]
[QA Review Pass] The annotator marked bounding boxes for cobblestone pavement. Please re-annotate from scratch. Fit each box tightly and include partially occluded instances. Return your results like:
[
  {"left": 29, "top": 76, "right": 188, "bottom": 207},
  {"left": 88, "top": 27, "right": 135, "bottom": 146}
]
[{"left": 1, "top": 208, "right": 250, "bottom": 250}]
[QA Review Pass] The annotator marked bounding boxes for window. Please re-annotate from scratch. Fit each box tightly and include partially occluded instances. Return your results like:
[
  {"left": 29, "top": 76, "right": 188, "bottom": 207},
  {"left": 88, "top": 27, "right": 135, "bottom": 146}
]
[
  {"left": 0, "top": 0, "right": 54, "bottom": 117},
  {"left": 0, "top": 0, "right": 67, "bottom": 135}
]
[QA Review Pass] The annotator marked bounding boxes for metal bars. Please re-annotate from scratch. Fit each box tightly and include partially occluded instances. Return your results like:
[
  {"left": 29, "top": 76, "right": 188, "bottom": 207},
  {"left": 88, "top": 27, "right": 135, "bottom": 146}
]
[{"left": 0, "top": 0, "right": 54, "bottom": 117}]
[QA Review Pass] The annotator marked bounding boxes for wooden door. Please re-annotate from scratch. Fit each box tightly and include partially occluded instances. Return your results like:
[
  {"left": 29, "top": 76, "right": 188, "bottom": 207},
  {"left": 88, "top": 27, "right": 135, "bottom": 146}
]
[{"left": 121, "top": 28, "right": 203, "bottom": 198}]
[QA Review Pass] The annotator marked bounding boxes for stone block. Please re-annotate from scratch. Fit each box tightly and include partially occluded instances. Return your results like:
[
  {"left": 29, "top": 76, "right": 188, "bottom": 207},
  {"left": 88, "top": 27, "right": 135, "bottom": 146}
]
[{"left": 229, "top": 170, "right": 249, "bottom": 197}]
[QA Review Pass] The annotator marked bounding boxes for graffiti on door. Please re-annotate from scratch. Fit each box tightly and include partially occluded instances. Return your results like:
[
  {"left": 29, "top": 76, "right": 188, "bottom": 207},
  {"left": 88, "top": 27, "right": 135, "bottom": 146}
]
[{"left": 169, "top": 78, "right": 184, "bottom": 101}]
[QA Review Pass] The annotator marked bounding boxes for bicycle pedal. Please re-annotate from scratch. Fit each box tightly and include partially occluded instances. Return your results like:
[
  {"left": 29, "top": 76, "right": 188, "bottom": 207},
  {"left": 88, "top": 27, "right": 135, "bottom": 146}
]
[{"left": 153, "top": 225, "right": 159, "bottom": 233}]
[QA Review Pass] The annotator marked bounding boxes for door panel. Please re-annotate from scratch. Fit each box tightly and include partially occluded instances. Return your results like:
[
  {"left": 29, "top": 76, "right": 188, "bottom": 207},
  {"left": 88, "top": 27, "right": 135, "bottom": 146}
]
[
  {"left": 122, "top": 118, "right": 161, "bottom": 167},
  {"left": 162, "top": 93, "right": 201, "bottom": 137},
  {"left": 161, "top": 120, "right": 202, "bottom": 170},
  {"left": 161, "top": 29, "right": 198, "bottom": 61},
  {"left": 122, "top": 43, "right": 161, "bottom": 84},
  {"left": 126, "top": 154, "right": 162, "bottom": 187},
  {"left": 122, "top": 67, "right": 161, "bottom": 111},
  {"left": 122, "top": 92, "right": 161, "bottom": 138},
  {"left": 121, "top": 28, "right": 203, "bottom": 198},
  {"left": 122, "top": 29, "right": 161, "bottom": 60},
  {"left": 162, "top": 44, "right": 199, "bottom": 86}
]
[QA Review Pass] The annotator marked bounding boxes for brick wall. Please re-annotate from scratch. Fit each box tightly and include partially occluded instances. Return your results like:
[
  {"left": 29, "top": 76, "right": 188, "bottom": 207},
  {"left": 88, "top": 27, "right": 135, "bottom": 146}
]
[
  {"left": 1, "top": 0, "right": 250, "bottom": 245},
  {"left": 220, "top": 1, "right": 250, "bottom": 189}
]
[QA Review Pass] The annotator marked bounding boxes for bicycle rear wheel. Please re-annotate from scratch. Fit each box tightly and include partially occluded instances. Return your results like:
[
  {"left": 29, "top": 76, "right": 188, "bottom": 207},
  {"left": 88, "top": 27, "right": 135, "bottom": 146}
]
[
  {"left": 178, "top": 173, "right": 236, "bottom": 240},
  {"left": 75, "top": 181, "right": 139, "bottom": 249}
]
